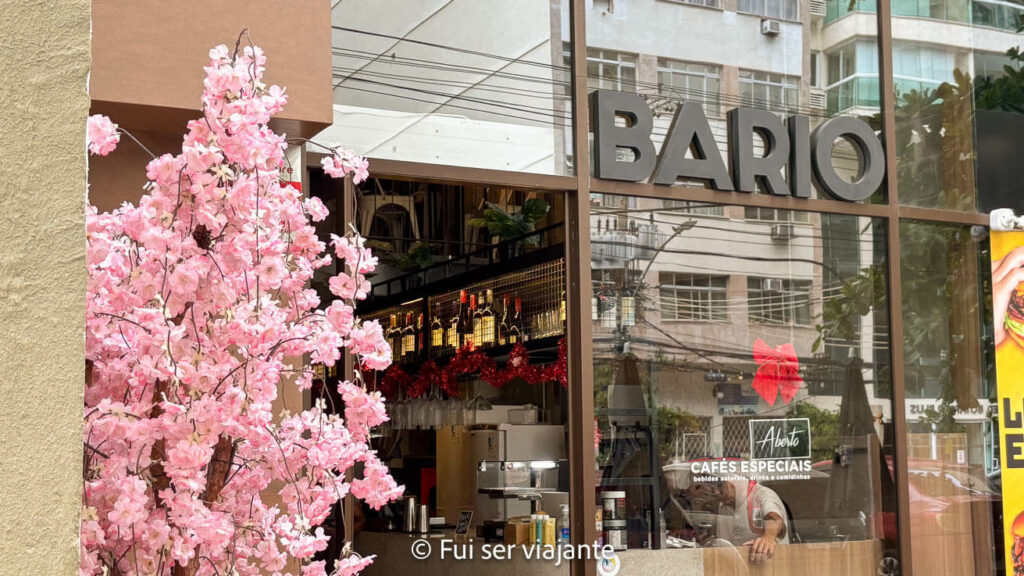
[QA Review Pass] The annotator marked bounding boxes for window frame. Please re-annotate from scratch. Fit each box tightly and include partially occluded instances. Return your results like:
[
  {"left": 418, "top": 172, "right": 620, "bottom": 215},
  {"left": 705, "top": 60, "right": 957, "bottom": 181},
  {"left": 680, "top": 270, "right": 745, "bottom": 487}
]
[
  {"left": 739, "top": 68, "right": 801, "bottom": 113},
  {"left": 746, "top": 277, "right": 813, "bottom": 326},
  {"left": 659, "top": 272, "right": 730, "bottom": 322},
  {"left": 656, "top": 57, "right": 723, "bottom": 117},
  {"left": 737, "top": 0, "right": 800, "bottom": 20},
  {"left": 337, "top": 3, "right": 996, "bottom": 573}
]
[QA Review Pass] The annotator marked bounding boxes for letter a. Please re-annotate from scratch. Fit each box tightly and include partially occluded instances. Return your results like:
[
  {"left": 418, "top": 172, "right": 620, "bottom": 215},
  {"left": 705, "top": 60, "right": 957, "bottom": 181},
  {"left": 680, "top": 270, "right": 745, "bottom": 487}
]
[{"left": 652, "top": 102, "right": 734, "bottom": 190}]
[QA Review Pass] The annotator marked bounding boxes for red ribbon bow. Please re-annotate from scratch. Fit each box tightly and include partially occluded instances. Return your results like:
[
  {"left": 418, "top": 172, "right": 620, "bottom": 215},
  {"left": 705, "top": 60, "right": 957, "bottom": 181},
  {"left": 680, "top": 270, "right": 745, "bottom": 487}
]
[{"left": 751, "top": 338, "right": 802, "bottom": 407}]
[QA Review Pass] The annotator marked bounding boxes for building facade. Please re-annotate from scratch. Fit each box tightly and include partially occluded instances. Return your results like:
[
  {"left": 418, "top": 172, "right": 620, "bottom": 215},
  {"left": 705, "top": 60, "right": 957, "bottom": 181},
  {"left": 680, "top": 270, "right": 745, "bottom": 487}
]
[{"left": 74, "top": 1, "right": 1024, "bottom": 576}]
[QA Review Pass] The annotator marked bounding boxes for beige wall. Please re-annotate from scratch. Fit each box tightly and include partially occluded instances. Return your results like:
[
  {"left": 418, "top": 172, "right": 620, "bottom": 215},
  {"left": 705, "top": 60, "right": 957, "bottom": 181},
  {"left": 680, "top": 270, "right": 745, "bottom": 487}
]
[
  {"left": 0, "top": 1, "right": 90, "bottom": 575},
  {"left": 88, "top": 0, "right": 334, "bottom": 210},
  {"left": 90, "top": 0, "right": 333, "bottom": 140}
]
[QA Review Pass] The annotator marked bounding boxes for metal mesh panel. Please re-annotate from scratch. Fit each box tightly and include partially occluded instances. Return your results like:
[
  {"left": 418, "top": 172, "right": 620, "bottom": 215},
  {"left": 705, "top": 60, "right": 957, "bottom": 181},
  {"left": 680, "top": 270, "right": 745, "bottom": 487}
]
[
  {"left": 722, "top": 415, "right": 756, "bottom": 459},
  {"left": 428, "top": 259, "right": 565, "bottom": 357}
]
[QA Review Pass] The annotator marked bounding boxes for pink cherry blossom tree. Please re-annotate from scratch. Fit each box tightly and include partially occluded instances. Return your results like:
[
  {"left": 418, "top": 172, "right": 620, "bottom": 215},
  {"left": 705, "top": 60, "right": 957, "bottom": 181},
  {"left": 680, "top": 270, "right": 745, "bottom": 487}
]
[{"left": 82, "top": 36, "right": 402, "bottom": 576}]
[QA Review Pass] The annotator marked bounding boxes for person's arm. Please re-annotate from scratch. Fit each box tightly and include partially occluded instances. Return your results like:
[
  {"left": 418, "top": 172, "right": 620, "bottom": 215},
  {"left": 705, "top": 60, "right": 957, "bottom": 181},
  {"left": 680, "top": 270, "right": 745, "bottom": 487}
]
[{"left": 746, "top": 512, "right": 782, "bottom": 563}]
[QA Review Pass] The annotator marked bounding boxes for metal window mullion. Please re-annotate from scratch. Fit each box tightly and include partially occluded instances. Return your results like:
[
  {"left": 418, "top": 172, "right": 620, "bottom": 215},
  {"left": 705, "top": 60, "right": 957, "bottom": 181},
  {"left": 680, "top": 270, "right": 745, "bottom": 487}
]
[
  {"left": 877, "top": 0, "right": 914, "bottom": 572},
  {"left": 567, "top": 2, "right": 597, "bottom": 576}
]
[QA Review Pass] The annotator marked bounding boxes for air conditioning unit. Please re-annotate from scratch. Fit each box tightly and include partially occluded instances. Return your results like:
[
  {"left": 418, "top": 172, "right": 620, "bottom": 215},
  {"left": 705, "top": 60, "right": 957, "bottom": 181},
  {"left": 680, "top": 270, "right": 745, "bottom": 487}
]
[
  {"left": 810, "top": 0, "right": 827, "bottom": 16},
  {"left": 762, "top": 278, "right": 785, "bottom": 292},
  {"left": 761, "top": 19, "right": 781, "bottom": 36},
  {"left": 771, "top": 223, "right": 795, "bottom": 242},
  {"left": 810, "top": 88, "right": 827, "bottom": 110}
]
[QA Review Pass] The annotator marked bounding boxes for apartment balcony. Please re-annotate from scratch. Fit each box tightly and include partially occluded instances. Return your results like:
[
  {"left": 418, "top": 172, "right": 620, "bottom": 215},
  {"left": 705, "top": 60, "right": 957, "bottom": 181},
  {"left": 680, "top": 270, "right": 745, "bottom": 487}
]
[
  {"left": 590, "top": 223, "right": 667, "bottom": 269},
  {"left": 826, "top": 74, "right": 946, "bottom": 114},
  {"left": 826, "top": 75, "right": 880, "bottom": 115},
  {"left": 824, "top": 0, "right": 1023, "bottom": 32}
]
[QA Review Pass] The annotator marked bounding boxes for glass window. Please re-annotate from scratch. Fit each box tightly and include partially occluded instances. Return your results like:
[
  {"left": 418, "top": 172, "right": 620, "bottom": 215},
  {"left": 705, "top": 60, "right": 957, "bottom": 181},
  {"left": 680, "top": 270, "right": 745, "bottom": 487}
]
[
  {"left": 973, "top": 0, "right": 1024, "bottom": 31},
  {"left": 738, "top": 0, "right": 799, "bottom": 19},
  {"left": 663, "top": 200, "right": 725, "bottom": 217},
  {"left": 810, "top": 51, "right": 821, "bottom": 88},
  {"left": 747, "top": 277, "right": 812, "bottom": 325},
  {"left": 739, "top": 69, "right": 800, "bottom": 113},
  {"left": 657, "top": 58, "right": 722, "bottom": 117},
  {"left": 319, "top": 1, "right": 573, "bottom": 176},
  {"left": 659, "top": 273, "right": 729, "bottom": 321},
  {"left": 665, "top": 0, "right": 722, "bottom": 7},
  {"left": 586, "top": 0, "right": 883, "bottom": 202},
  {"left": 899, "top": 220, "right": 1000, "bottom": 574},
  {"left": 744, "top": 207, "right": 810, "bottom": 223},
  {"left": 592, "top": 197, "right": 898, "bottom": 572},
  {"left": 588, "top": 48, "right": 639, "bottom": 92},
  {"left": 319, "top": 176, "right": 573, "bottom": 575},
  {"left": 890, "top": 7, "right": 1024, "bottom": 210}
]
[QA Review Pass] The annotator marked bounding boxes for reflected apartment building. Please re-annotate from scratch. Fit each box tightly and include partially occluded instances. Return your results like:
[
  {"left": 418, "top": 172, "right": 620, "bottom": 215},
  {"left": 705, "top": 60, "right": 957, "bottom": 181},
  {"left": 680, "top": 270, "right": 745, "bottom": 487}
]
[{"left": 585, "top": 0, "right": 1011, "bottom": 460}]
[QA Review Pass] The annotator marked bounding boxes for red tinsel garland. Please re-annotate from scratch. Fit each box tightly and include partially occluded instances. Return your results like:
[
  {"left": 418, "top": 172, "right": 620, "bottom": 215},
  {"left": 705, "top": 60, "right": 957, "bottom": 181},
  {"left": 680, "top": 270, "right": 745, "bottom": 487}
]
[
  {"left": 443, "top": 344, "right": 497, "bottom": 390},
  {"left": 381, "top": 364, "right": 416, "bottom": 399},
  {"left": 499, "top": 343, "right": 541, "bottom": 387},
  {"left": 540, "top": 338, "right": 569, "bottom": 388}
]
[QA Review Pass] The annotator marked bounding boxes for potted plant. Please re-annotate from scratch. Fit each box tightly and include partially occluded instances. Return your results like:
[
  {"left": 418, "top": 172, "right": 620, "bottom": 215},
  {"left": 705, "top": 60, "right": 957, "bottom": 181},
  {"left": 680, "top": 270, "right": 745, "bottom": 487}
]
[
  {"left": 468, "top": 198, "right": 550, "bottom": 260},
  {"left": 367, "top": 240, "right": 436, "bottom": 290}
]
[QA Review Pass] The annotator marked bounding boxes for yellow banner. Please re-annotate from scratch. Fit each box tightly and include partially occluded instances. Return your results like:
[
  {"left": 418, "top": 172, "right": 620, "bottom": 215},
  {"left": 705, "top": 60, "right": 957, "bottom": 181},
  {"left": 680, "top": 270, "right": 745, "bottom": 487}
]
[{"left": 991, "top": 231, "right": 1024, "bottom": 575}]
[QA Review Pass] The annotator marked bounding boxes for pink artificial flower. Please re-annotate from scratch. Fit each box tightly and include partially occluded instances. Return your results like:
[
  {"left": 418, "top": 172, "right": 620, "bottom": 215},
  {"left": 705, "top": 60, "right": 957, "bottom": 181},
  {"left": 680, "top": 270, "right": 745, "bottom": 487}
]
[
  {"left": 303, "top": 196, "right": 329, "bottom": 222},
  {"left": 320, "top": 155, "right": 348, "bottom": 179},
  {"left": 301, "top": 560, "right": 327, "bottom": 576},
  {"left": 328, "top": 273, "right": 370, "bottom": 300},
  {"left": 334, "top": 554, "right": 375, "bottom": 576},
  {"left": 350, "top": 458, "right": 403, "bottom": 510},
  {"left": 325, "top": 300, "right": 354, "bottom": 335},
  {"left": 359, "top": 349, "right": 391, "bottom": 371},
  {"left": 320, "top": 150, "right": 369, "bottom": 184},
  {"left": 346, "top": 320, "right": 389, "bottom": 362},
  {"left": 87, "top": 114, "right": 120, "bottom": 156},
  {"left": 338, "top": 381, "right": 389, "bottom": 434},
  {"left": 264, "top": 85, "right": 288, "bottom": 113}
]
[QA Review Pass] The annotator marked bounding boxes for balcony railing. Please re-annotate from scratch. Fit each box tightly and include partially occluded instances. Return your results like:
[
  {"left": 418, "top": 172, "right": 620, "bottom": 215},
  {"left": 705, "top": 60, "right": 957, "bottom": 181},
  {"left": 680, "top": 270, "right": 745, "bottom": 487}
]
[
  {"left": 826, "top": 74, "right": 946, "bottom": 114},
  {"left": 972, "top": 0, "right": 1024, "bottom": 31},
  {"left": 825, "top": 0, "right": 1021, "bottom": 30},
  {"left": 826, "top": 75, "right": 881, "bottom": 114}
]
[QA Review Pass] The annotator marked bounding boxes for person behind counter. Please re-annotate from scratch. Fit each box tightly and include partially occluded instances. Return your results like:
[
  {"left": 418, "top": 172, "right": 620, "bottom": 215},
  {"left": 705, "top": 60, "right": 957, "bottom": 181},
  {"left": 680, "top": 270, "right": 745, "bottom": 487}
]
[{"left": 676, "top": 469, "right": 789, "bottom": 564}]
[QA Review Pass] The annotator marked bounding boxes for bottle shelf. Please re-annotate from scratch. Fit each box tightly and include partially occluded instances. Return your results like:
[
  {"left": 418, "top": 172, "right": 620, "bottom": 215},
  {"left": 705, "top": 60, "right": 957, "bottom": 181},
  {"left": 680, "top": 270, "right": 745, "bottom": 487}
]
[{"left": 362, "top": 259, "right": 566, "bottom": 365}]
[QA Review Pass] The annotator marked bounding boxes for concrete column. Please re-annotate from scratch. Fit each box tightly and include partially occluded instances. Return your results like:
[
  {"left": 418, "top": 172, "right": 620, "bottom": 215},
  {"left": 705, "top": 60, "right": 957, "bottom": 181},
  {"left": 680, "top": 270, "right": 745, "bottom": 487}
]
[
  {"left": 0, "top": 1, "right": 90, "bottom": 575},
  {"left": 638, "top": 53, "right": 660, "bottom": 96}
]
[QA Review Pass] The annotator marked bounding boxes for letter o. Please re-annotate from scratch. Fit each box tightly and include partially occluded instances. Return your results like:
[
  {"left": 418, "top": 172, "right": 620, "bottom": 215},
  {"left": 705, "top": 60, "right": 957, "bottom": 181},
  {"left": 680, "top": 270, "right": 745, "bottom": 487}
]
[{"left": 810, "top": 117, "right": 884, "bottom": 202}]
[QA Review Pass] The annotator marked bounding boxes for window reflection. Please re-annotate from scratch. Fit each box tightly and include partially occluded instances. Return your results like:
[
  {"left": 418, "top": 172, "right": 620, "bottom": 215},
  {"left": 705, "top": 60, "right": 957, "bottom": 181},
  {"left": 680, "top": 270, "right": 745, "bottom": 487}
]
[
  {"left": 900, "top": 220, "right": 1001, "bottom": 575},
  {"left": 591, "top": 197, "right": 898, "bottom": 572},
  {"left": 320, "top": 0, "right": 574, "bottom": 176}
]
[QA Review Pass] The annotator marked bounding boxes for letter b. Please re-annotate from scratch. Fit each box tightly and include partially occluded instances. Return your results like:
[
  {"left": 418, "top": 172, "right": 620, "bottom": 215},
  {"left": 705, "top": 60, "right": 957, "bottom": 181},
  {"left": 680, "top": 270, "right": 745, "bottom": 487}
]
[{"left": 590, "top": 90, "right": 656, "bottom": 182}]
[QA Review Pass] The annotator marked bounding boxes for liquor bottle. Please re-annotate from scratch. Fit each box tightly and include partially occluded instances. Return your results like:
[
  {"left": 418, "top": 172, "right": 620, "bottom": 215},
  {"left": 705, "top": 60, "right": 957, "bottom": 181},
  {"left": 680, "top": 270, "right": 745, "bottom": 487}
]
[
  {"left": 402, "top": 312, "right": 415, "bottom": 360},
  {"left": 559, "top": 289, "right": 567, "bottom": 335},
  {"left": 431, "top": 304, "right": 444, "bottom": 351},
  {"left": 481, "top": 289, "right": 496, "bottom": 347},
  {"left": 509, "top": 296, "right": 523, "bottom": 344},
  {"left": 447, "top": 295, "right": 463, "bottom": 350},
  {"left": 416, "top": 313, "right": 426, "bottom": 357},
  {"left": 498, "top": 294, "right": 511, "bottom": 346},
  {"left": 387, "top": 314, "right": 400, "bottom": 361},
  {"left": 470, "top": 293, "right": 482, "bottom": 348}
]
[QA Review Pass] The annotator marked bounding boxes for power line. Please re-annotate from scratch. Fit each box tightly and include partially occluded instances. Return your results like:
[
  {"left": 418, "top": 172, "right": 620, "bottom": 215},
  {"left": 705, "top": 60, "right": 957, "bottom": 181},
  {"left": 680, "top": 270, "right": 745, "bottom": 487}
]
[
  {"left": 333, "top": 84, "right": 573, "bottom": 127},
  {"left": 332, "top": 25, "right": 571, "bottom": 72}
]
